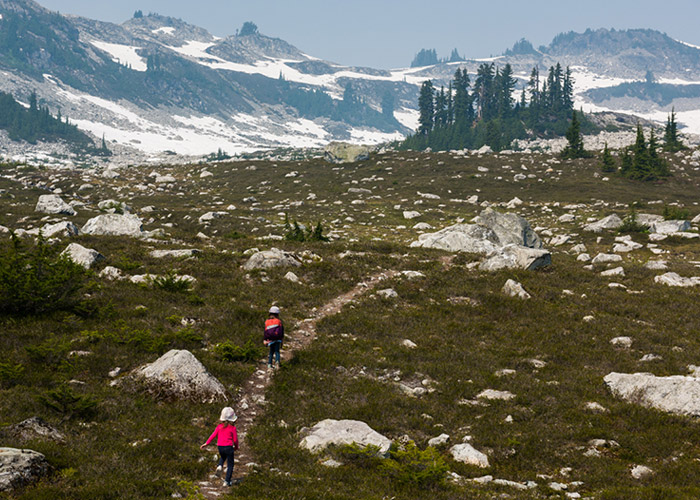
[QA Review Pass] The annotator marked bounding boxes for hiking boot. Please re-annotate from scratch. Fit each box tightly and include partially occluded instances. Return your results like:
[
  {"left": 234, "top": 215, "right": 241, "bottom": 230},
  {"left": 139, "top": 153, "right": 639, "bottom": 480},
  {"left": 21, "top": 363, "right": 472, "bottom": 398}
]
[
  {"left": 267, "top": 363, "right": 273, "bottom": 370},
  {"left": 215, "top": 465, "right": 223, "bottom": 477},
  {"left": 223, "top": 480, "right": 232, "bottom": 487}
]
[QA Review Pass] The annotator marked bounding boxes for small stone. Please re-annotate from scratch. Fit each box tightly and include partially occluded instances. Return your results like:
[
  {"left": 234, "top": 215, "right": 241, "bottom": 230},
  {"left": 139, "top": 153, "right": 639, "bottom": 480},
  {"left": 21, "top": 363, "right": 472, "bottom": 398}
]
[{"left": 631, "top": 465, "right": 654, "bottom": 479}]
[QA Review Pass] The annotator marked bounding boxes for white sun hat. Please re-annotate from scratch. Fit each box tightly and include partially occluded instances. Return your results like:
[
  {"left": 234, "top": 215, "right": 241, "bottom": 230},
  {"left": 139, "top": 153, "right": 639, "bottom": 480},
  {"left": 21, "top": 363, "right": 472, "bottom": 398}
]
[
  {"left": 219, "top": 407, "right": 238, "bottom": 423},
  {"left": 269, "top": 305, "right": 280, "bottom": 314}
]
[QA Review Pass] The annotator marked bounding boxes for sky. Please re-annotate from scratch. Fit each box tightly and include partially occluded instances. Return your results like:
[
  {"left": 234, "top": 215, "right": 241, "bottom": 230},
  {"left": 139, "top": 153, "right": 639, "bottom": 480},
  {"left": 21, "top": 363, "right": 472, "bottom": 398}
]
[{"left": 38, "top": 0, "right": 700, "bottom": 69}]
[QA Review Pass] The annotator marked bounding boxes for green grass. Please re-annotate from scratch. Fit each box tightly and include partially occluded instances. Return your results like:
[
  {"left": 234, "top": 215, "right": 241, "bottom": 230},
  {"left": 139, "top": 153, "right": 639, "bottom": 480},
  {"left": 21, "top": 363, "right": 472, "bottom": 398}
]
[{"left": 0, "top": 147, "right": 699, "bottom": 498}]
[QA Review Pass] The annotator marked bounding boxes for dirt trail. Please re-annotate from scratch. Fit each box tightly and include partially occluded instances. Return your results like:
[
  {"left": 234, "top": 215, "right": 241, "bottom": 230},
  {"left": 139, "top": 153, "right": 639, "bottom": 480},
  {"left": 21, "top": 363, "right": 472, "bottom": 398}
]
[{"left": 197, "top": 269, "right": 399, "bottom": 497}]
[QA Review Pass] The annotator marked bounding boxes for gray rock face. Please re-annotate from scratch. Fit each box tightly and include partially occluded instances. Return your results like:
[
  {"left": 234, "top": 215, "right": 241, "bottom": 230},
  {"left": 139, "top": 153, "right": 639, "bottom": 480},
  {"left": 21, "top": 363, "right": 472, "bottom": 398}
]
[
  {"left": 133, "top": 349, "right": 227, "bottom": 403},
  {"left": 82, "top": 214, "right": 143, "bottom": 237},
  {"left": 479, "top": 245, "right": 551, "bottom": 272},
  {"left": 243, "top": 248, "right": 302, "bottom": 270},
  {"left": 410, "top": 224, "right": 501, "bottom": 254},
  {"left": 502, "top": 279, "right": 531, "bottom": 299},
  {"left": 38, "top": 221, "right": 80, "bottom": 238},
  {"left": 605, "top": 372, "right": 700, "bottom": 416},
  {"left": 411, "top": 209, "right": 549, "bottom": 271},
  {"left": 35, "top": 194, "right": 76, "bottom": 216},
  {"left": 651, "top": 220, "right": 691, "bottom": 234},
  {"left": 0, "top": 418, "right": 65, "bottom": 443},
  {"left": 324, "top": 142, "right": 371, "bottom": 164},
  {"left": 472, "top": 208, "right": 542, "bottom": 249},
  {"left": 654, "top": 272, "right": 700, "bottom": 287},
  {"left": 149, "top": 249, "right": 201, "bottom": 259},
  {"left": 449, "top": 443, "right": 490, "bottom": 468},
  {"left": 299, "top": 419, "right": 391, "bottom": 454},
  {"left": 583, "top": 214, "right": 623, "bottom": 232},
  {"left": 0, "top": 448, "right": 50, "bottom": 492},
  {"left": 61, "top": 243, "right": 105, "bottom": 269}
]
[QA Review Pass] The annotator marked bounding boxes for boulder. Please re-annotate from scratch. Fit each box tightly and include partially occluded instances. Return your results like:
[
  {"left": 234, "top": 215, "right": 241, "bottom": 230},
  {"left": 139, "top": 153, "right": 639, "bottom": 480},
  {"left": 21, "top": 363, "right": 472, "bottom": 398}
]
[
  {"left": 583, "top": 214, "right": 623, "bottom": 232},
  {"left": 479, "top": 245, "right": 551, "bottom": 272},
  {"left": 377, "top": 288, "right": 398, "bottom": 299},
  {"left": 299, "top": 419, "right": 391, "bottom": 454},
  {"left": 428, "top": 433, "right": 450, "bottom": 447},
  {"left": 604, "top": 372, "right": 700, "bottom": 416},
  {"left": 243, "top": 248, "right": 302, "bottom": 271},
  {"left": 692, "top": 213, "right": 700, "bottom": 224},
  {"left": 149, "top": 249, "right": 201, "bottom": 259},
  {"left": 36, "top": 221, "right": 80, "bottom": 238},
  {"left": 0, "top": 417, "right": 65, "bottom": 443},
  {"left": 651, "top": 220, "right": 691, "bottom": 234},
  {"left": 477, "top": 389, "right": 516, "bottom": 401},
  {"left": 472, "top": 208, "right": 542, "bottom": 248},
  {"left": 403, "top": 211, "right": 421, "bottom": 220},
  {"left": 198, "top": 211, "right": 228, "bottom": 224},
  {"left": 61, "top": 243, "right": 104, "bottom": 269},
  {"left": 449, "top": 443, "right": 490, "bottom": 467},
  {"left": 35, "top": 194, "right": 75, "bottom": 216},
  {"left": 591, "top": 253, "right": 623, "bottom": 265},
  {"left": 98, "top": 266, "right": 124, "bottom": 280},
  {"left": 654, "top": 272, "right": 700, "bottom": 287},
  {"left": 502, "top": 279, "right": 531, "bottom": 300},
  {"left": 82, "top": 214, "right": 143, "bottom": 237},
  {"left": 631, "top": 465, "right": 654, "bottom": 480},
  {"left": 132, "top": 349, "right": 227, "bottom": 403},
  {"left": 324, "top": 142, "right": 371, "bottom": 164},
  {"left": 0, "top": 448, "right": 50, "bottom": 492},
  {"left": 284, "top": 271, "right": 301, "bottom": 283},
  {"left": 644, "top": 260, "right": 668, "bottom": 270},
  {"left": 410, "top": 224, "right": 501, "bottom": 254},
  {"left": 636, "top": 213, "right": 664, "bottom": 226},
  {"left": 97, "top": 199, "right": 131, "bottom": 213}
]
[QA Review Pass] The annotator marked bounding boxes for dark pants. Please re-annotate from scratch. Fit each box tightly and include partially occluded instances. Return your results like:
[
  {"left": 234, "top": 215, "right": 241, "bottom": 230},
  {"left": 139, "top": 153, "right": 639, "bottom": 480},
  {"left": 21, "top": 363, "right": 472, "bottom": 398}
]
[
  {"left": 268, "top": 340, "right": 281, "bottom": 365},
  {"left": 217, "top": 445, "right": 235, "bottom": 482}
]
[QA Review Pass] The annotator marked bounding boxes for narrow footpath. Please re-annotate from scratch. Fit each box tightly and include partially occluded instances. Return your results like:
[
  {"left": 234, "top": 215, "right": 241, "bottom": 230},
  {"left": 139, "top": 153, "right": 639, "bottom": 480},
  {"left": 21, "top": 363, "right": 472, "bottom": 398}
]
[{"left": 198, "top": 269, "right": 399, "bottom": 498}]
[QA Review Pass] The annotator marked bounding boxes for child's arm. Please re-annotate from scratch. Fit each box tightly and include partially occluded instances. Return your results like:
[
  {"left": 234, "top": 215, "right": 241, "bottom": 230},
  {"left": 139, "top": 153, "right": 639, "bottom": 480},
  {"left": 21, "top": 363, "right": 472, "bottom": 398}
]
[
  {"left": 233, "top": 427, "right": 239, "bottom": 450},
  {"left": 200, "top": 425, "right": 219, "bottom": 449}
]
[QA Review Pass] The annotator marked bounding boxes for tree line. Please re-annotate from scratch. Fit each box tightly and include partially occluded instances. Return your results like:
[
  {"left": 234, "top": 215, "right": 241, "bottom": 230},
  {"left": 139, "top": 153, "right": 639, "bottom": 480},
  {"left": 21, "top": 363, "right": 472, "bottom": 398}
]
[
  {"left": 401, "top": 62, "right": 580, "bottom": 151},
  {"left": 0, "top": 91, "right": 91, "bottom": 145}
]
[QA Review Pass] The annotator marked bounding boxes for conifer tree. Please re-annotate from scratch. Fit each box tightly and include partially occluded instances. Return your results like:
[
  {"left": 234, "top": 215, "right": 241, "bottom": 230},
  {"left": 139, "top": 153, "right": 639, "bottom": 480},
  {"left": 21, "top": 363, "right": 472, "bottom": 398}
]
[
  {"left": 663, "top": 108, "right": 685, "bottom": 152},
  {"left": 417, "top": 80, "right": 435, "bottom": 135},
  {"left": 600, "top": 143, "right": 616, "bottom": 173},
  {"left": 561, "top": 111, "right": 588, "bottom": 159}
]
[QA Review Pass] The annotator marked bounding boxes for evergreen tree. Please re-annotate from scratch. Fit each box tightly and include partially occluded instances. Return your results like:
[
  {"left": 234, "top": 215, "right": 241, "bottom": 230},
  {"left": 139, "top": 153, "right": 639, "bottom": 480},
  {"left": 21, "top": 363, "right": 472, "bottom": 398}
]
[
  {"left": 133, "top": 10, "right": 143, "bottom": 18},
  {"left": 239, "top": 22, "right": 259, "bottom": 36},
  {"left": 417, "top": 80, "right": 435, "bottom": 135},
  {"left": 600, "top": 142, "right": 616, "bottom": 173},
  {"left": 474, "top": 63, "right": 495, "bottom": 121},
  {"left": 434, "top": 86, "right": 448, "bottom": 127},
  {"left": 629, "top": 124, "right": 651, "bottom": 180},
  {"left": 663, "top": 108, "right": 685, "bottom": 152},
  {"left": 496, "top": 64, "right": 516, "bottom": 119},
  {"left": 620, "top": 148, "right": 633, "bottom": 176},
  {"left": 561, "top": 111, "right": 588, "bottom": 159}
]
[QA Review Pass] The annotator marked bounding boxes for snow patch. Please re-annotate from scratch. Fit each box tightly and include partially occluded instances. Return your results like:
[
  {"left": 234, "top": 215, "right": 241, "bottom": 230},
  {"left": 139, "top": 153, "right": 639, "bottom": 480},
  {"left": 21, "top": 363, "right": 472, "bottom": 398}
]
[
  {"left": 90, "top": 40, "right": 147, "bottom": 71},
  {"left": 676, "top": 39, "right": 700, "bottom": 51},
  {"left": 394, "top": 108, "right": 419, "bottom": 131},
  {"left": 153, "top": 27, "right": 175, "bottom": 35}
]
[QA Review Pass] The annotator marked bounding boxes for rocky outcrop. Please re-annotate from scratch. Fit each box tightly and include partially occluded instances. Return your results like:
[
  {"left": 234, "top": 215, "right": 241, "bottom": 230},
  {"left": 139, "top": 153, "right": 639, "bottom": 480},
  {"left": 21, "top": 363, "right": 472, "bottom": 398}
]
[
  {"left": 37, "top": 221, "right": 80, "bottom": 238},
  {"left": 604, "top": 372, "right": 700, "bottom": 416},
  {"left": 61, "top": 243, "right": 105, "bottom": 269},
  {"left": 480, "top": 245, "right": 551, "bottom": 272},
  {"left": 502, "top": 279, "right": 531, "bottom": 299},
  {"left": 243, "top": 248, "right": 302, "bottom": 270},
  {"left": 650, "top": 220, "right": 691, "bottom": 234},
  {"left": 449, "top": 443, "right": 490, "bottom": 468},
  {"left": 82, "top": 214, "right": 143, "bottom": 237},
  {"left": 472, "top": 208, "right": 542, "bottom": 249},
  {"left": 0, "top": 448, "right": 50, "bottom": 492},
  {"left": 324, "top": 142, "right": 371, "bottom": 164},
  {"left": 583, "top": 214, "right": 623, "bottom": 232},
  {"left": 0, "top": 417, "right": 65, "bottom": 443},
  {"left": 132, "top": 349, "right": 227, "bottom": 403},
  {"left": 411, "top": 209, "right": 549, "bottom": 271},
  {"left": 35, "top": 194, "right": 75, "bottom": 216},
  {"left": 299, "top": 419, "right": 391, "bottom": 455},
  {"left": 654, "top": 272, "right": 700, "bottom": 287}
]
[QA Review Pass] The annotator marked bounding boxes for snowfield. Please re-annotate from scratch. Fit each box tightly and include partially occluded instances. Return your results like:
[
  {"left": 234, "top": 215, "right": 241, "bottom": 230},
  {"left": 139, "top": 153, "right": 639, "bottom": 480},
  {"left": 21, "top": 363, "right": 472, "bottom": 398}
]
[{"left": 89, "top": 40, "right": 148, "bottom": 71}]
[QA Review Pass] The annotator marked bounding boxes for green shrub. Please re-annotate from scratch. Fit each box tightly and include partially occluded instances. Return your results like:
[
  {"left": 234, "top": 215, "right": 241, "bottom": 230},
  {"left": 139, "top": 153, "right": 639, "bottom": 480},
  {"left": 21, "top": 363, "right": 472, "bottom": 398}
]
[
  {"left": 382, "top": 442, "right": 448, "bottom": 486},
  {"left": 335, "top": 443, "right": 384, "bottom": 469},
  {"left": 214, "top": 339, "right": 263, "bottom": 362},
  {"left": 152, "top": 271, "right": 193, "bottom": 293},
  {"left": 25, "top": 337, "right": 70, "bottom": 365},
  {"left": 0, "top": 234, "right": 89, "bottom": 315},
  {"left": 38, "top": 385, "right": 98, "bottom": 420},
  {"left": 663, "top": 205, "right": 690, "bottom": 220},
  {"left": 0, "top": 361, "right": 25, "bottom": 387},
  {"left": 618, "top": 208, "right": 650, "bottom": 233}
]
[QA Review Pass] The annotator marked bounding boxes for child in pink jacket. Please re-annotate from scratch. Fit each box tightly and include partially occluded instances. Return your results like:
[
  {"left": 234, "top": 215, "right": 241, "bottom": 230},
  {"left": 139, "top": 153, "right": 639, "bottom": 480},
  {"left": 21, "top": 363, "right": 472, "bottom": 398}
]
[{"left": 200, "top": 407, "right": 239, "bottom": 487}]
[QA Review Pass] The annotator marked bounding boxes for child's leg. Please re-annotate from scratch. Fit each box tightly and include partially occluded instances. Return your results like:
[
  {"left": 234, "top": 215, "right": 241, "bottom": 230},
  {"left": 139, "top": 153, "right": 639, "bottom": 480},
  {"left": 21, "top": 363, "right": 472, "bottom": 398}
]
[
  {"left": 217, "top": 446, "right": 226, "bottom": 466},
  {"left": 273, "top": 342, "right": 281, "bottom": 364},
  {"left": 268, "top": 345, "right": 273, "bottom": 366},
  {"left": 224, "top": 447, "right": 235, "bottom": 482}
]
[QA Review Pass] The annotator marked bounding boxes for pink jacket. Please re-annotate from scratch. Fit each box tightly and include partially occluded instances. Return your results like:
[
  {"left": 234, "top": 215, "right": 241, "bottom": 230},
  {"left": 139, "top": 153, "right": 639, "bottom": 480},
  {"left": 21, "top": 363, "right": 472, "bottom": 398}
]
[{"left": 205, "top": 423, "right": 239, "bottom": 448}]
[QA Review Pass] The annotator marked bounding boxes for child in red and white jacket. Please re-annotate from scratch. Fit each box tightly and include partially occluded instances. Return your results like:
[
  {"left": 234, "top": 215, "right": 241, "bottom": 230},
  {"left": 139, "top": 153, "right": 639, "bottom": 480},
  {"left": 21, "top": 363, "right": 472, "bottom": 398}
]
[
  {"left": 200, "top": 407, "right": 239, "bottom": 487},
  {"left": 264, "top": 305, "right": 284, "bottom": 369}
]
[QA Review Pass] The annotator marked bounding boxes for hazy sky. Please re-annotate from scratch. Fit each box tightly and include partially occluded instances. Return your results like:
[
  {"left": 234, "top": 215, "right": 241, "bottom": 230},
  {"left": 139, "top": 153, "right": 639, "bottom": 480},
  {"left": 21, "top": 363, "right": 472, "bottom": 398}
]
[{"left": 39, "top": 0, "right": 700, "bottom": 69}]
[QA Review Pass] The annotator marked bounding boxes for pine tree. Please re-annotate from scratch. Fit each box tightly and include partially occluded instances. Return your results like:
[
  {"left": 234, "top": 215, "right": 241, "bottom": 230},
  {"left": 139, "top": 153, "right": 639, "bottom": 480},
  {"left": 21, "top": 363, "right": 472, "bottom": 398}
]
[
  {"left": 663, "top": 108, "right": 685, "bottom": 152},
  {"left": 629, "top": 124, "right": 651, "bottom": 180},
  {"left": 600, "top": 143, "right": 616, "bottom": 172},
  {"left": 620, "top": 148, "right": 633, "bottom": 176},
  {"left": 417, "top": 80, "right": 435, "bottom": 135},
  {"left": 561, "top": 111, "right": 588, "bottom": 159}
]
